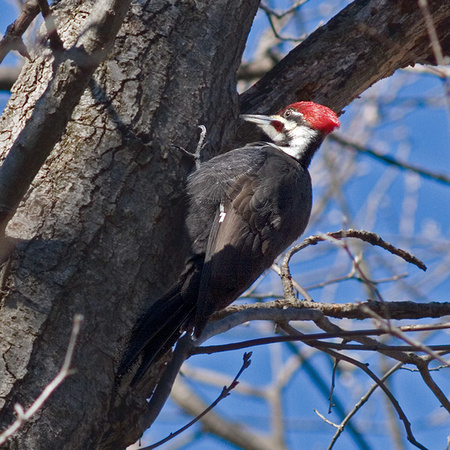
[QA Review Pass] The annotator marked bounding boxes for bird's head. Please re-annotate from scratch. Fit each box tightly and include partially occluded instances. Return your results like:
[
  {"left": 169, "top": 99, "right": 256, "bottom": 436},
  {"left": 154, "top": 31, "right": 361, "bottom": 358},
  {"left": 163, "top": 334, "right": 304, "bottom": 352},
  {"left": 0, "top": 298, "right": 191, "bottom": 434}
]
[{"left": 241, "top": 102, "right": 340, "bottom": 165}]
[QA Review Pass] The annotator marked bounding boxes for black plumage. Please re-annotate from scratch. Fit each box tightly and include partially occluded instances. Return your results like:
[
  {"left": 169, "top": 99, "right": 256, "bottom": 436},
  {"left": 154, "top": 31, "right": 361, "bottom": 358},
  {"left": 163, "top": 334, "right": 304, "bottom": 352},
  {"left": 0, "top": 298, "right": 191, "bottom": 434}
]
[{"left": 118, "top": 102, "right": 340, "bottom": 384}]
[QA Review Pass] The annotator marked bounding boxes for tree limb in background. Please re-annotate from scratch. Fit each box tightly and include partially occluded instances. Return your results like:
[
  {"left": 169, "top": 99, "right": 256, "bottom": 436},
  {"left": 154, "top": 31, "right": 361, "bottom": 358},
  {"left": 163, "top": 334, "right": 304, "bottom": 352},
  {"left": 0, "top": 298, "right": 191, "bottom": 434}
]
[
  {"left": 0, "top": 66, "right": 22, "bottom": 91},
  {"left": 238, "top": 0, "right": 450, "bottom": 117},
  {"left": 418, "top": 0, "right": 450, "bottom": 115},
  {"left": 280, "top": 323, "right": 427, "bottom": 450},
  {"left": 332, "top": 134, "right": 450, "bottom": 185}
]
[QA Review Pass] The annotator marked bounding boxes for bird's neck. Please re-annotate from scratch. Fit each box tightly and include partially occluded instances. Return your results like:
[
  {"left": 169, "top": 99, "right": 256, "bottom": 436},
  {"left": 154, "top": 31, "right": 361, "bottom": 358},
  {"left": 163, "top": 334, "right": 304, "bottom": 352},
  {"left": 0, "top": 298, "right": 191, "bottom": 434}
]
[{"left": 274, "top": 127, "right": 324, "bottom": 167}]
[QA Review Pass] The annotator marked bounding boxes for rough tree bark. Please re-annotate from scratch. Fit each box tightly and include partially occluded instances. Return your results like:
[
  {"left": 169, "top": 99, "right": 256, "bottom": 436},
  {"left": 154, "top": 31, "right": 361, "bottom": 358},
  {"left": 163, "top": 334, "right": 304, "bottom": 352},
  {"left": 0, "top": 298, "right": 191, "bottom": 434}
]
[{"left": 0, "top": 0, "right": 448, "bottom": 448}]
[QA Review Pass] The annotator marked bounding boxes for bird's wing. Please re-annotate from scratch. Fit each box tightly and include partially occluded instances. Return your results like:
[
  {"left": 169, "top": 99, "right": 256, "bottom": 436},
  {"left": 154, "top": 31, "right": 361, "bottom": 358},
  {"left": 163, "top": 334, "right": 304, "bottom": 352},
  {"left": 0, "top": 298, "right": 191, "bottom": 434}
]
[{"left": 194, "top": 173, "right": 283, "bottom": 334}]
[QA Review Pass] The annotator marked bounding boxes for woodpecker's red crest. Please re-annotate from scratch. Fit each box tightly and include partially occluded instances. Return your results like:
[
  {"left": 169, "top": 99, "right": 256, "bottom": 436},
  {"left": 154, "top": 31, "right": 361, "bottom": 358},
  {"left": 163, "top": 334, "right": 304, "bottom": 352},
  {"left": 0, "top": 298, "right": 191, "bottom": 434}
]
[{"left": 278, "top": 102, "right": 340, "bottom": 135}]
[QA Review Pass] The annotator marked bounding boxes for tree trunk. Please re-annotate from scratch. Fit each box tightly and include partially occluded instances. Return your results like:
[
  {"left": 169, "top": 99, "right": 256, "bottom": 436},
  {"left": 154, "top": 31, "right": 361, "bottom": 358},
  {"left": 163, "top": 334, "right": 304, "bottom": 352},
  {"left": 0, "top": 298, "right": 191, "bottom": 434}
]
[
  {"left": 0, "top": 0, "right": 448, "bottom": 448},
  {"left": 0, "top": 0, "right": 259, "bottom": 448}
]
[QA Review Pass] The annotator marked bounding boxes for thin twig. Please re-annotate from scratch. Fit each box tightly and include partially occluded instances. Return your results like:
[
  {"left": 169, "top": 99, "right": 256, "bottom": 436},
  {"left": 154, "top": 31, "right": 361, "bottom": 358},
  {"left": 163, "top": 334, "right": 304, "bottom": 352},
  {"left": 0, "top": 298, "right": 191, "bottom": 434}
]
[
  {"left": 314, "top": 409, "right": 339, "bottom": 428},
  {"left": 312, "top": 342, "right": 450, "bottom": 352},
  {"left": 36, "top": 0, "right": 64, "bottom": 51},
  {"left": 283, "top": 229, "right": 427, "bottom": 272},
  {"left": 260, "top": 0, "right": 309, "bottom": 19},
  {"left": 0, "top": 314, "right": 83, "bottom": 445},
  {"left": 306, "top": 270, "right": 408, "bottom": 291},
  {"left": 327, "top": 361, "right": 404, "bottom": 449},
  {"left": 259, "top": 2, "right": 307, "bottom": 42},
  {"left": 280, "top": 323, "right": 427, "bottom": 450},
  {"left": 143, "top": 353, "right": 252, "bottom": 449},
  {"left": 417, "top": 359, "right": 450, "bottom": 413},
  {"left": 261, "top": 8, "right": 304, "bottom": 43},
  {"left": 194, "top": 323, "right": 450, "bottom": 355},
  {"left": 360, "top": 305, "right": 449, "bottom": 367},
  {"left": 329, "top": 359, "right": 339, "bottom": 413}
]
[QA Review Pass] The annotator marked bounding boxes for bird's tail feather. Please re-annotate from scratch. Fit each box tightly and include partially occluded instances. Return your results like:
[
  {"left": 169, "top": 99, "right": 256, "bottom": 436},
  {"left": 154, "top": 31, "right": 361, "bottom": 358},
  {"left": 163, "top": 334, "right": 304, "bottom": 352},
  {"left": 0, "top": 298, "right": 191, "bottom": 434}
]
[{"left": 117, "top": 284, "right": 195, "bottom": 385}]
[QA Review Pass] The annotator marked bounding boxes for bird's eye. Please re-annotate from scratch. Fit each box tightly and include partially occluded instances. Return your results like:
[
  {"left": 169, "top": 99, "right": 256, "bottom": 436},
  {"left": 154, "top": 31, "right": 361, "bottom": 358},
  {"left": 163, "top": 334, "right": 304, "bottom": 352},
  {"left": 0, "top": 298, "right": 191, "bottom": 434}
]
[{"left": 284, "top": 110, "right": 292, "bottom": 118}]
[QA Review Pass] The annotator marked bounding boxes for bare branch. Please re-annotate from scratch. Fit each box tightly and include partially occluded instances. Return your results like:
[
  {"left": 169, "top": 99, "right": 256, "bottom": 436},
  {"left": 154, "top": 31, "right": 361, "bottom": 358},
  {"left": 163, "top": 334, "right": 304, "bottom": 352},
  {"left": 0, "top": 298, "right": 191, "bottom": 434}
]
[
  {"left": 280, "top": 323, "right": 427, "bottom": 450},
  {"left": 276, "top": 228, "right": 426, "bottom": 313},
  {"left": 199, "top": 305, "right": 323, "bottom": 344},
  {"left": 169, "top": 372, "right": 278, "bottom": 450},
  {"left": 359, "top": 304, "right": 450, "bottom": 366},
  {"left": 143, "top": 353, "right": 252, "bottom": 449},
  {"left": 417, "top": 360, "right": 450, "bottom": 413},
  {"left": 283, "top": 229, "right": 427, "bottom": 273},
  {"left": 259, "top": 3, "right": 305, "bottom": 43},
  {"left": 210, "top": 299, "right": 450, "bottom": 325},
  {"left": 0, "top": 314, "right": 83, "bottom": 445},
  {"left": 0, "top": 0, "right": 40, "bottom": 63},
  {"left": 260, "top": 0, "right": 309, "bottom": 20},
  {"left": 327, "top": 361, "right": 405, "bottom": 449},
  {"left": 194, "top": 322, "right": 450, "bottom": 356}
]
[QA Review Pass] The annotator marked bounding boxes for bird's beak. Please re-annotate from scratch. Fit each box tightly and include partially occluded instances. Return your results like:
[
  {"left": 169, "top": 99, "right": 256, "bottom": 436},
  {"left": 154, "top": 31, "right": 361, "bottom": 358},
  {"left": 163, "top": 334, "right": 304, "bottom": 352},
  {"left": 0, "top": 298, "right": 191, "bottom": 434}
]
[
  {"left": 240, "top": 114, "right": 285, "bottom": 139},
  {"left": 241, "top": 114, "right": 285, "bottom": 127},
  {"left": 240, "top": 113, "right": 273, "bottom": 126}
]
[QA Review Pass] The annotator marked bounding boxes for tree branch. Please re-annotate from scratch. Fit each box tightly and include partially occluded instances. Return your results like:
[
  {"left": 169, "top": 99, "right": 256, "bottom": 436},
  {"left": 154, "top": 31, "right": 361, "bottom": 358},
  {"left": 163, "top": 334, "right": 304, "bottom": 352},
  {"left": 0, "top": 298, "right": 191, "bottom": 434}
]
[
  {"left": 239, "top": 0, "right": 450, "bottom": 117},
  {"left": 144, "top": 353, "right": 252, "bottom": 449},
  {"left": 417, "top": 358, "right": 450, "bottom": 413},
  {"left": 332, "top": 134, "right": 450, "bottom": 185},
  {"left": 213, "top": 298, "right": 450, "bottom": 323},
  {"left": 280, "top": 323, "right": 427, "bottom": 450},
  {"left": 0, "top": 0, "right": 40, "bottom": 63},
  {"left": 283, "top": 229, "right": 427, "bottom": 272},
  {"left": 194, "top": 322, "right": 450, "bottom": 355},
  {"left": 327, "top": 361, "right": 404, "bottom": 449}
]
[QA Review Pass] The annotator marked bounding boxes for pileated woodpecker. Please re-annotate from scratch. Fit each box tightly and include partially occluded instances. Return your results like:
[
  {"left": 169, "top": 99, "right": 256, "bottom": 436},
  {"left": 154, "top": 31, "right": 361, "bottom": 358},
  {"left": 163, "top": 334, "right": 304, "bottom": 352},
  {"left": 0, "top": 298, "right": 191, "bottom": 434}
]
[{"left": 119, "top": 102, "right": 340, "bottom": 384}]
